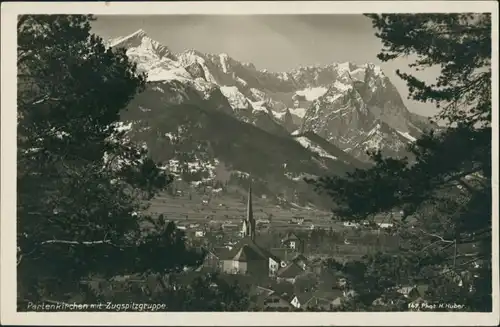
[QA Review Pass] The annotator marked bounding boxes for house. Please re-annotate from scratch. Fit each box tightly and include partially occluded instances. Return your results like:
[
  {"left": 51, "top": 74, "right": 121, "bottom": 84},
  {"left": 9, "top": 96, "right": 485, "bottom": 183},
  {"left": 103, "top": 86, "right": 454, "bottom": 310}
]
[
  {"left": 258, "top": 291, "right": 294, "bottom": 311},
  {"left": 281, "top": 231, "right": 304, "bottom": 252},
  {"left": 290, "top": 292, "right": 312, "bottom": 309},
  {"left": 303, "top": 296, "right": 334, "bottom": 311},
  {"left": 270, "top": 248, "right": 298, "bottom": 265},
  {"left": 276, "top": 262, "right": 305, "bottom": 284},
  {"left": 291, "top": 290, "right": 345, "bottom": 311},
  {"left": 194, "top": 230, "right": 205, "bottom": 237},
  {"left": 291, "top": 253, "right": 309, "bottom": 270},
  {"left": 201, "top": 247, "right": 229, "bottom": 271},
  {"left": 250, "top": 285, "right": 293, "bottom": 311}
]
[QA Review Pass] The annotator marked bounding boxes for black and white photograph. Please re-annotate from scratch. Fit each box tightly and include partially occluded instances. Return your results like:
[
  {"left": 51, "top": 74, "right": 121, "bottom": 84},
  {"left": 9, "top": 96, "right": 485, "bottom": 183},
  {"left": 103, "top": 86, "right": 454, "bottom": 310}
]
[{"left": 1, "top": 1, "right": 499, "bottom": 325}]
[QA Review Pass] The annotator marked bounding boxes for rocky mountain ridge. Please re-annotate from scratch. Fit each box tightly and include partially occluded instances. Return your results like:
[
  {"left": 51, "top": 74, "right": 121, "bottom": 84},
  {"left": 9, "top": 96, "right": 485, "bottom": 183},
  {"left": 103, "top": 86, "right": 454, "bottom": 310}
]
[
  {"left": 107, "top": 29, "right": 432, "bottom": 208},
  {"left": 108, "top": 29, "right": 432, "bottom": 162}
]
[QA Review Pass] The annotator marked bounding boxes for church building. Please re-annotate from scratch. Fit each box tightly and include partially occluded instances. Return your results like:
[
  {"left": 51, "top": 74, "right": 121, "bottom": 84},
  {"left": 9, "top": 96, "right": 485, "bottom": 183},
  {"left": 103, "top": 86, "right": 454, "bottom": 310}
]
[{"left": 221, "top": 184, "right": 282, "bottom": 277}]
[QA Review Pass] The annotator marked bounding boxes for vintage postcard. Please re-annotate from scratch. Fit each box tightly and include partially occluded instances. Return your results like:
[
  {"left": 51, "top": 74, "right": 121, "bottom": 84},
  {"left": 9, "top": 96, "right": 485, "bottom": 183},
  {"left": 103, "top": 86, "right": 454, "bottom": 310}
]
[{"left": 1, "top": 1, "right": 499, "bottom": 326}]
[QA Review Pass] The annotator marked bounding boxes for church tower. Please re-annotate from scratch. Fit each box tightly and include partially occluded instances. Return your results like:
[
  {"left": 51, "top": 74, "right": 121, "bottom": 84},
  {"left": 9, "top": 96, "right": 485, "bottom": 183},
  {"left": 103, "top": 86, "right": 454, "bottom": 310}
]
[
  {"left": 246, "top": 184, "right": 256, "bottom": 241},
  {"left": 241, "top": 180, "right": 257, "bottom": 241}
]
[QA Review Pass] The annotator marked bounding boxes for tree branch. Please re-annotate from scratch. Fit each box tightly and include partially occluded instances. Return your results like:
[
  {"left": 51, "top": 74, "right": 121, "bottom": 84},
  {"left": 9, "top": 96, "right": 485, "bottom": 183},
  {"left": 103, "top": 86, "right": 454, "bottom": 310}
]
[
  {"left": 417, "top": 228, "right": 455, "bottom": 243},
  {"left": 40, "top": 239, "right": 118, "bottom": 246}
]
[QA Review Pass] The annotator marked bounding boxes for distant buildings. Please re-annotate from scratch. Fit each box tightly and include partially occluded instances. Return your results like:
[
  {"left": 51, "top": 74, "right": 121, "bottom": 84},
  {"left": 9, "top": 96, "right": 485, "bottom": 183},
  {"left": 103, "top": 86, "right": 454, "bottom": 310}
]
[
  {"left": 343, "top": 221, "right": 360, "bottom": 228},
  {"left": 281, "top": 231, "right": 304, "bottom": 252},
  {"left": 197, "top": 183, "right": 361, "bottom": 312},
  {"left": 194, "top": 230, "right": 205, "bottom": 237},
  {"left": 377, "top": 222, "right": 394, "bottom": 229},
  {"left": 291, "top": 216, "right": 305, "bottom": 225},
  {"left": 205, "top": 184, "right": 313, "bottom": 282}
]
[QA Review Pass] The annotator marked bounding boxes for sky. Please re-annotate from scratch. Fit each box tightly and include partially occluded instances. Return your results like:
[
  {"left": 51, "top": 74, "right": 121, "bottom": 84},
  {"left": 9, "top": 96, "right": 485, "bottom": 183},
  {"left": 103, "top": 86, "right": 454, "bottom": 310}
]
[{"left": 91, "top": 15, "right": 441, "bottom": 117}]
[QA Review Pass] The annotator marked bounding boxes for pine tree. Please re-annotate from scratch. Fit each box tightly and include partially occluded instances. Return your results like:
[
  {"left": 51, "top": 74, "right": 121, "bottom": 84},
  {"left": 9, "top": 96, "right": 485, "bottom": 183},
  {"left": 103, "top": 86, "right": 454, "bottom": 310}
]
[
  {"left": 17, "top": 15, "right": 203, "bottom": 306},
  {"left": 308, "top": 13, "right": 492, "bottom": 311}
]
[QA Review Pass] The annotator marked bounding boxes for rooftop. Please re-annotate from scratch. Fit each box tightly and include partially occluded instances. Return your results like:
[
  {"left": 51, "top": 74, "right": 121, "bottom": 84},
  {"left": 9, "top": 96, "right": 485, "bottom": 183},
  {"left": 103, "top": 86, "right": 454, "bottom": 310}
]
[
  {"left": 222, "top": 237, "right": 281, "bottom": 262},
  {"left": 277, "top": 262, "right": 304, "bottom": 278}
]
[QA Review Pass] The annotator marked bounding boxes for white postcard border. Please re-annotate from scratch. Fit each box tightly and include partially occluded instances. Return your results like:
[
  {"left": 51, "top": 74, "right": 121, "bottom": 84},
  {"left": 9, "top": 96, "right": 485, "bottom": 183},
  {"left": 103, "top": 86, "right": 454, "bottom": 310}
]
[{"left": 1, "top": 1, "right": 498, "bottom": 326}]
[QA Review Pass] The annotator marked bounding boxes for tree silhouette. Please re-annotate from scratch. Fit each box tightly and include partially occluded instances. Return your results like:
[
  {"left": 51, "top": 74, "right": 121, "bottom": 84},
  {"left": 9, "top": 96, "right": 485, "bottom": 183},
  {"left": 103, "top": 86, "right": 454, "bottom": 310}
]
[
  {"left": 17, "top": 15, "right": 204, "bottom": 307},
  {"left": 308, "top": 13, "right": 492, "bottom": 311}
]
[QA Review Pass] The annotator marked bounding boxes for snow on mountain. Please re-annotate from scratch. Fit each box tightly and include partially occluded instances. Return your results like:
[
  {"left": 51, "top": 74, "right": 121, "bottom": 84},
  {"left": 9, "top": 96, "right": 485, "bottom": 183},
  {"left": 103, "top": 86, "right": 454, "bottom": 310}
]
[
  {"left": 219, "top": 53, "right": 229, "bottom": 73},
  {"left": 300, "top": 79, "right": 409, "bottom": 161},
  {"left": 147, "top": 67, "right": 192, "bottom": 82},
  {"left": 108, "top": 29, "right": 148, "bottom": 48},
  {"left": 250, "top": 101, "right": 270, "bottom": 113},
  {"left": 109, "top": 29, "right": 181, "bottom": 83},
  {"left": 360, "top": 122, "right": 408, "bottom": 154},
  {"left": 295, "top": 87, "right": 328, "bottom": 101},
  {"left": 333, "top": 80, "right": 353, "bottom": 92},
  {"left": 235, "top": 76, "right": 248, "bottom": 86},
  {"left": 289, "top": 108, "right": 307, "bottom": 119},
  {"left": 349, "top": 67, "right": 367, "bottom": 83},
  {"left": 252, "top": 101, "right": 269, "bottom": 113},
  {"left": 295, "top": 136, "right": 338, "bottom": 161},
  {"left": 178, "top": 50, "right": 218, "bottom": 84},
  {"left": 396, "top": 130, "right": 417, "bottom": 142},
  {"left": 249, "top": 88, "right": 267, "bottom": 102},
  {"left": 219, "top": 86, "right": 251, "bottom": 110},
  {"left": 109, "top": 29, "right": 432, "bottom": 162}
]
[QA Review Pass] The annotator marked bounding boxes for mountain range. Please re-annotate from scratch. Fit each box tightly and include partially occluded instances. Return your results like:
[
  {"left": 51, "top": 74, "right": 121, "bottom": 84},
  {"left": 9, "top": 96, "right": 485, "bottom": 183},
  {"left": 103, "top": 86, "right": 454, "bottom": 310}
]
[{"left": 108, "top": 29, "right": 433, "bottom": 209}]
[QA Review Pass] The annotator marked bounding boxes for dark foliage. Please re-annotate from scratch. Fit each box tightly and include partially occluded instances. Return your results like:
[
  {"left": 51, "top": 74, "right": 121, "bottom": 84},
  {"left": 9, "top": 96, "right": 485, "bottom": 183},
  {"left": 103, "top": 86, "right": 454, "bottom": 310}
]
[
  {"left": 308, "top": 13, "right": 492, "bottom": 311},
  {"left": 16, "top": 15, "right": 208, "bottom": 307}
]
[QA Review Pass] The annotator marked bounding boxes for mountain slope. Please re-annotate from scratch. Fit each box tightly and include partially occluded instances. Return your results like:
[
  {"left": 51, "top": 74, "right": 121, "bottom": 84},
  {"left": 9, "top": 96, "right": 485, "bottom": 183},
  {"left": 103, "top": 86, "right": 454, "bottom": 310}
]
[
  {"left": 108, "top": 29, "right": 433, "bottom": 164},
  {"left": 299, "top": 78, "right": 411, "bottom": 161},
  {"left": 108, "top": 30, "right": 438, "bottom": 173},
  {"left": 103, "top": 28, "right": 441, "bottom": 209},
  {"left": 119, "top": 79, "right": 361, "bottom": 208}
]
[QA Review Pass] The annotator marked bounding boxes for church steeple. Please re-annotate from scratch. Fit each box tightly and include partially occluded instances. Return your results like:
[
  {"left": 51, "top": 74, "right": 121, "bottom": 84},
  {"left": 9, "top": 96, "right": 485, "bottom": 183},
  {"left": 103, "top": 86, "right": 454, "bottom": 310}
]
[{"left": 247, "top": 182, "right": 255, "bottom": 241}]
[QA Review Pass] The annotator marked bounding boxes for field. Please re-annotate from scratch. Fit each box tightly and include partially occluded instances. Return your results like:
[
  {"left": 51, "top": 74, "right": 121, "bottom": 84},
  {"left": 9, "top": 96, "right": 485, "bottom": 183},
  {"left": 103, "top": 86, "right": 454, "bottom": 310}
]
[{"left": 147, "top": 184, "right": 341, "bottom": 230}]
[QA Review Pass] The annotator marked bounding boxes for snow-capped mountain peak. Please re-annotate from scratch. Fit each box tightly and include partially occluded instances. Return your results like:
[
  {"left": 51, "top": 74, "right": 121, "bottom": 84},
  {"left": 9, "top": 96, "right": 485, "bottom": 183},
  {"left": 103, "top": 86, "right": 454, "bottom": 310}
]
[
  {"left": 108, "top": 28, "right": 148, "bottom": 47},
  {"left": 109, "top": 29, "right": 176, "bottom": 63},
  {"left": 110, "top": 29, "right": 431, "bottom": 162}
]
